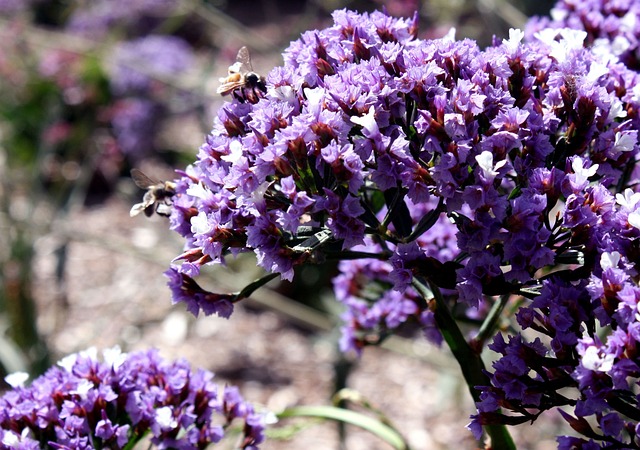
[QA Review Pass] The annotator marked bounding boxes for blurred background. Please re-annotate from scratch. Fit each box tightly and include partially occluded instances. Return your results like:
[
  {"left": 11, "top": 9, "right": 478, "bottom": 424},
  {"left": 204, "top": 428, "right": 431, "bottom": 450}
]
[{"left": 0, "top": 0, "right": 560, "bottom": 448}]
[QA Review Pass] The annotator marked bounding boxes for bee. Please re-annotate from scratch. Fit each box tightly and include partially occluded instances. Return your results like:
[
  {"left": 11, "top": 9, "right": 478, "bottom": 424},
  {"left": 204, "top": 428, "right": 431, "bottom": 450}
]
[
  {"left": 130, "top": 168, "right": 177, "bottom": 218},
  {"left": 216, "top": 46, "right": 266, "bottom": 103}
]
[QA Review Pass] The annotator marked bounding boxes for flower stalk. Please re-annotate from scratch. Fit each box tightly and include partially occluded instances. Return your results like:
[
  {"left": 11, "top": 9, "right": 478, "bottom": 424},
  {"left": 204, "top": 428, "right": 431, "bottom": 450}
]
[{"left": 413, "top": 277, "right": 515, "bottom": 450}]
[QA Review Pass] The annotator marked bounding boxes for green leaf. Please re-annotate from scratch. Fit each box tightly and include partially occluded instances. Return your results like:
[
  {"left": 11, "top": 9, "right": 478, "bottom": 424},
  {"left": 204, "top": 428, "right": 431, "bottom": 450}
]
[
  {"left": 369, "top": 189, "right": 386, "bottom": 214},
  {"left": 382, "top": 187, "right": 412, "bottom": 238},
  {"left": 406, "top": 197, "right": 445, "bottom": 242},
  {"left": 278, "top": 405, "right": 409, "bottom": 450}
]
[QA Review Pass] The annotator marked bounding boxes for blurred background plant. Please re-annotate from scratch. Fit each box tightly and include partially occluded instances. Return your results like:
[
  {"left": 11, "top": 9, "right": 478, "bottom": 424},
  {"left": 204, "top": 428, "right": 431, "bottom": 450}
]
[{"left": 0, "top": 0, "right": 557, "bottom": 447}]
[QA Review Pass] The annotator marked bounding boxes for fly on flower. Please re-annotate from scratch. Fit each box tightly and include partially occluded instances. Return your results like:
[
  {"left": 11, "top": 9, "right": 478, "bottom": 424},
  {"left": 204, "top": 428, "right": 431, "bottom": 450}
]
[
  {"left": 130, "top": 169, "right": 176, "bottom": 217},
  {"left": 217, "top": 46, "right": 266, "bottom": 103}
]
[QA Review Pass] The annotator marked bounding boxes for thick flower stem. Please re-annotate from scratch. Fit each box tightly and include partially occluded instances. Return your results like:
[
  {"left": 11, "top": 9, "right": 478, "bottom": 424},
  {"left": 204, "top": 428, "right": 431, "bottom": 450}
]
[{"left": 412, "top": 277, "right": 515, "bottom": 450}]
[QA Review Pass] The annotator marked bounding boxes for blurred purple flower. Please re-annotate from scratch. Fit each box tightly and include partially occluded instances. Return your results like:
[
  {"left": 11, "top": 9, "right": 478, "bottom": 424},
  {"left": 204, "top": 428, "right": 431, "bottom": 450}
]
[
  {"left": 66, "top": 0, "right": 180, "bottom": 39},
  {"left": 0, "top": 0, "right": 34, "bottom": 15},
  {"left": 109, "top": 97, "right": 160, "bottom": 156},
  {"left": 111, "top": 35, "right": 194, "bottom": 96}
]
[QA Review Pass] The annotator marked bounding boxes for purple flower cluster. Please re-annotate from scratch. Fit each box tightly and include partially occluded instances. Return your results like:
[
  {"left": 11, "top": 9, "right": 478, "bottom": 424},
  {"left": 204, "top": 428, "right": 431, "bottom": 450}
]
[
  {"left": 109, "top": 98, "right": 160, "bottom": 156},
  {"left": 0, "top": 0, "right": 35, "bottom": 15},
  {"left": 467, "top": 4, "right": 640, "bottom": 446},
  {"left": 108, "top": 35, "right": 194, "bottom": 157},
  {"left": 164, "top": 7, "right": 640, "bottom": 446},
  {"left": 472, "top": 209, "right": 640, "bottom": 447},
  {"left": 333, "top": 197, "right": 459, "bottom": 354},
  {"left": 525, "top": 0, "right": 640, "bottom": 71},
  {"left": 16, "top": 2, "right": 196, "bottom": 164},
  {"left": 66, "top": 0, "right": 180, "bottom": 39},
  {"left": 0, "top": 347, "right": 264, "bottom": 449},
  {"left": 111, "top": 35, "right": 194, "bottom": 96},
  {"left": 167, "top": 11, "right": 638, "bottom": 302},
  {"left": 34, "top": 36, "right": 193, "bottom": 161}
]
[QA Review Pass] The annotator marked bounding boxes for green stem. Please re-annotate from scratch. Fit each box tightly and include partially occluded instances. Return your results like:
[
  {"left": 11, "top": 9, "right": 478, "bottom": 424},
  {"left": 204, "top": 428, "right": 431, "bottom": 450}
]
[
  {"left": 472, "top": 294, "right": 510, "bottom": 350},
  {"left": 324, "top": 250, "right": 393, "bottom": 261},
  {"left": 412, "top": 277, "right": 515, "bottom": 450},
  {"left": 121, "top": 431, "right": 147, "bottom": 450}
]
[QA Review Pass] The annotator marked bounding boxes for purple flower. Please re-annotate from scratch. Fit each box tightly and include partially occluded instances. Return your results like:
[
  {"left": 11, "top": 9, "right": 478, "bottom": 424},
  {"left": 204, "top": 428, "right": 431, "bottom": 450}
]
[
  {"left": 525, "top": 0, "right": 640, "bottom": 71},
  {"left": 166, "top": 8, "right": 640, "bottom": 308},
  {"left": 66, "top": 0, "right": 180, "bottom": 39},
  {"left": 164, "top": 267, "right": 235, "bottom": 318},
  {"left": 0, "top": 0, "right": 35, "bottom": 15},
  {"left": 333, "top": 217, "right": 455, "bottom": 354},
  {"left": 0, "top": 347, "right": 264, "bottom": 449},
  {"left": 109, "top": 97, "right": 160, "bottom": 157},
  {"left": 111, "top": 35, "right": 194, "bottom": 96}
]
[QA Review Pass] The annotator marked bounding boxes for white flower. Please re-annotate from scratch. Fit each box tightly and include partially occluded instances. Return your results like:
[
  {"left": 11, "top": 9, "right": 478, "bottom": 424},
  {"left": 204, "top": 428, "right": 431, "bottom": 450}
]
[
  {"left": 504, "top": 28, "right": 524, "bottom": 53},
  {"left": 610, "top": 35, "right": 632, "bottom": 56},
  {"left": 571, "top": 157, "right": 598, "bottom": 185},
  {"left": 221, "top": 139, "right": 245, "bottom": 163},
  {"left": 2, "top": 432, "right": 19, "bottom": 447},
  {"left": 303, "top": 87, "right": 326, "bottom": 115},
  {"left": 442, "top": 27, "right": 456, "bottom": 43},
  {"left": 581, "top": 345, "right": 614, "bottom": 372},
  {"left": 620, "top": 11, "right": 637, "bottom": 32},
  {"left": 534, "top": 28, "right": 561, "bottom": 46},
  {"left": 57, "top": 347, "right": 97, "bottom": 372},
  {"left": 558, "top": 29, "right": 587, "bottom": 48},
  {"left": 190, "top": 211, "right": 212, "bottom": 235},
  {"left": 615, "top": 188, "right": 640, "bottom": 209},
  {"left": 103, "top": 346, "right": 127, "bottom": 370},
  {"left": 545, "top": 29, "right": 587, "bottom": 64},
  {"left": 600, "top": 251, "right": 620, "bottom": 270},
  {"left": 57, "top": 354, "right": 78, "bottom": 372},
  {"left": 613, "top": 131, "right": 637, "bottom": 153},
  {"left": 268, "top": 85, "right": 296, "bottom": 103},
  {"left": 2, "top": 429, "right": 33, "bottom": 447},
  {"left": 156, "top": 406, "right": 178, "bottom": 429},
  {"left": 629, "top": 210, "right": 640, "bottom": 230},
  {"left": 607, "top": 98, "right": 627, "bottom": 121},
  {"left": 72, "top": 379, "right": 93, "bottom": 398},
  {"left": 592, "top": 39, "right": 619, "bottom": 64},
  {"left": 476, "top": 151, "right": 507, "bottom": 180},
  {"left": 350, "top": 106, "right": 379, "bottom": 136},
  {"left": 5, "top": 372, "right": 28, "bottom": 388},
  {"left": 550, "top": 7, "right": 567, "bottom": 22},
  {"left": 586, "top": 62, "right": 608, "bottom": 83},
  {"left": 185, "top": 182, "right": 209, "bottom": 200},
  {"left": 263, "top": 411, "right": 279, "bottom": 425}
]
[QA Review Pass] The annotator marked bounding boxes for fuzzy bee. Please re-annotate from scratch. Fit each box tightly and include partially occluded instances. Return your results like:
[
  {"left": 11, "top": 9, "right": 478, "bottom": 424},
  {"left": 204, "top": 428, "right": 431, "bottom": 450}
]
[
  {"left": 130, "top": 169, "right": 176, "bottom": 218},
  {"left": 216, "top": 46, "right": 266, "bottom": 103}
]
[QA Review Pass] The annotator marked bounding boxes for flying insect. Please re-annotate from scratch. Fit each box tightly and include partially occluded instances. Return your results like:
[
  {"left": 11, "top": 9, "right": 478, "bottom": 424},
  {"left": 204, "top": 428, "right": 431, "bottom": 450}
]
[{"left": 130, "top": 169, "right": 176, "bottom": 217}]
